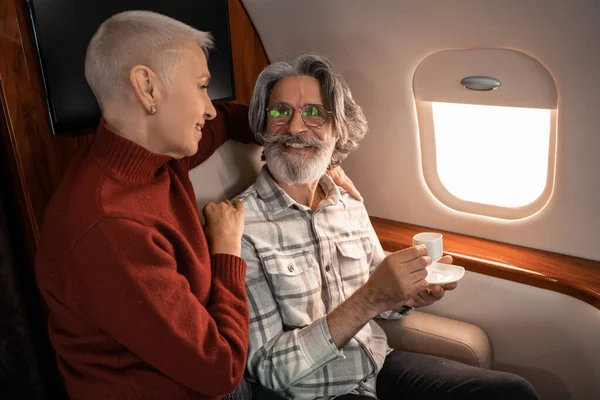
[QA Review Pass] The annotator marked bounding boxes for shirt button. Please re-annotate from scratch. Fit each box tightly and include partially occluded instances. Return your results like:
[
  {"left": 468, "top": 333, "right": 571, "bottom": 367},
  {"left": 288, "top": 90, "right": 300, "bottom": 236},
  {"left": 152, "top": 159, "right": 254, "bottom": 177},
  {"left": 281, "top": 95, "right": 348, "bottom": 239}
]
[
  {"left": 288, "top": 265, "right": 294, "bottom": 272},
  {"left": 325, "top": 265, "right": 331, "bottom": 272}
]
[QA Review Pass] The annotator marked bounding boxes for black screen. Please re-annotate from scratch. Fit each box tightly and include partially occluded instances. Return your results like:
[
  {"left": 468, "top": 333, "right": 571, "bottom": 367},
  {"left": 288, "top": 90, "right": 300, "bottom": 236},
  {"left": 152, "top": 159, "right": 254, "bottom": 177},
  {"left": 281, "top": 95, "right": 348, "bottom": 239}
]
[{"left": 26, "top": 0, "right": 235, "bottom": 134}]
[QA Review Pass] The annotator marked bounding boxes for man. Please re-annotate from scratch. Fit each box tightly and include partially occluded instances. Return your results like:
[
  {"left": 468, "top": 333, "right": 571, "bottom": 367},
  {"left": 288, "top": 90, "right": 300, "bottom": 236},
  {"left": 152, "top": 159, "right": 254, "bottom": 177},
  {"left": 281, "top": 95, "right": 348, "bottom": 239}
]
[
  {"left": 238, "top": 54, "right": 539, "bottom": 399},
  {"left": 35, "top": 12, "right": 359, "bottom": 400}
]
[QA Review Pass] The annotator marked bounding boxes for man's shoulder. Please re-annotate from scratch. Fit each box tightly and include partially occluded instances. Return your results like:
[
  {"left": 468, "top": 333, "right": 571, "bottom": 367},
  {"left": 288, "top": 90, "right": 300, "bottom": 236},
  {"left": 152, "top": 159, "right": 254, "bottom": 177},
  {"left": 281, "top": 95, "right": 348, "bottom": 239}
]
[
  {"left": 336, "top": 186, "right": 367, "bottom": 213},
  {"left": 234, "top": 183, "right": 266, "bottom": 217},
  {"left": 235, "top": 182, "right": 259, "bottom": 202}
]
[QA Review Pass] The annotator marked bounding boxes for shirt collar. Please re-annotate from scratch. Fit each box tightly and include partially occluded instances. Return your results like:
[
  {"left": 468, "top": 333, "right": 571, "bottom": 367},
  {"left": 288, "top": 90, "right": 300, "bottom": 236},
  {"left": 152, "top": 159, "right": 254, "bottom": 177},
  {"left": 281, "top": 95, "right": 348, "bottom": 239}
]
[{"left": 255, "top": 165, "right": 341, "bottom": 215}]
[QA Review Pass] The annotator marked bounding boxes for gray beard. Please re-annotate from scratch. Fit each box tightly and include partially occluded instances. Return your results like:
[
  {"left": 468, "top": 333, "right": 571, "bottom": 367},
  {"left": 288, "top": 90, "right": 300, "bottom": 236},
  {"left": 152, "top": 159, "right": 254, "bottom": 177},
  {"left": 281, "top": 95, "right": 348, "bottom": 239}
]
[{"left": 264, "top": 141, "right": 335, "bottom": 185}]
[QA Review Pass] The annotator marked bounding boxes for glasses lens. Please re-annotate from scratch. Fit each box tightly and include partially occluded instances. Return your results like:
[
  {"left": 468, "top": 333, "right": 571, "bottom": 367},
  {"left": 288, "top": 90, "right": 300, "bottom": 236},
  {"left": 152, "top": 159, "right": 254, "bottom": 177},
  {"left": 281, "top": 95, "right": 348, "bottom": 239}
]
[
  {"left": 301, "top": 104, "right": 328, "bottom": 127},
  {"left": 267, "top": 104, "right": 293, "bottom": 125}
]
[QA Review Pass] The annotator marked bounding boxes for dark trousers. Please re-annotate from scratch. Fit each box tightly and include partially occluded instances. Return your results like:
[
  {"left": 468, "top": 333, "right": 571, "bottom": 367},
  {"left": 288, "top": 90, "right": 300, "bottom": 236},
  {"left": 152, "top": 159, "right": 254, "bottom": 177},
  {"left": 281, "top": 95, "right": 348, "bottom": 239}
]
[
  {"left": 228, "top": 377, "right": 285, "bottom": 400},
  {"left": 230, "top": 350, "right": 538, "bottom": 399},
  {"left": 338, "top": 351, "right": 539, "bottom": 400}
]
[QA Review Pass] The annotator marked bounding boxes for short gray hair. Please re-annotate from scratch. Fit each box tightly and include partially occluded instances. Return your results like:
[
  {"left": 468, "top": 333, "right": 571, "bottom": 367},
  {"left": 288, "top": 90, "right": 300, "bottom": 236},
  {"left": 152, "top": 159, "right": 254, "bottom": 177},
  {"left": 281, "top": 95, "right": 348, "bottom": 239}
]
[
  {"left": 249, "top": 54, "right": 368, "bottom": 168},
  {"left": 85, "top": 10, "right": 213, "bottom": 109}
]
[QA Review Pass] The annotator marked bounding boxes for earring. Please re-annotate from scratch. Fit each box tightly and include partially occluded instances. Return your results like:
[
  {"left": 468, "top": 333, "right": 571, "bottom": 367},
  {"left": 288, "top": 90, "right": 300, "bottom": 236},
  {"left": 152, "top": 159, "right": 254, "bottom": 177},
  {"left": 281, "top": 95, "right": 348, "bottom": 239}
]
[{"left": 149, "top": 105, "right": 157, "bottom": 115}]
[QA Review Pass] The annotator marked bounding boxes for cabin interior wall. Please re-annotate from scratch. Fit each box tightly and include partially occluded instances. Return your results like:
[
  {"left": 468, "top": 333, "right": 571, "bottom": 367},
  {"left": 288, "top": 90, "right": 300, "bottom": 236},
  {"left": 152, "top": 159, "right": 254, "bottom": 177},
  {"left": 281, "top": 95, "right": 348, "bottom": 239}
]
[{"left": 425, "top": 271, "right": 600, "bottom": 399}]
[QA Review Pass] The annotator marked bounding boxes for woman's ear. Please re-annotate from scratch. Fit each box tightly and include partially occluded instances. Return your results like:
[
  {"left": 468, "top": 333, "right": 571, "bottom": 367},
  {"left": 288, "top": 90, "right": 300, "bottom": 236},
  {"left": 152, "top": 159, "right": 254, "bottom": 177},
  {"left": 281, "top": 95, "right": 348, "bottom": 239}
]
[{"left": 129, "top": 65, "right": 160, "bottom": 114}]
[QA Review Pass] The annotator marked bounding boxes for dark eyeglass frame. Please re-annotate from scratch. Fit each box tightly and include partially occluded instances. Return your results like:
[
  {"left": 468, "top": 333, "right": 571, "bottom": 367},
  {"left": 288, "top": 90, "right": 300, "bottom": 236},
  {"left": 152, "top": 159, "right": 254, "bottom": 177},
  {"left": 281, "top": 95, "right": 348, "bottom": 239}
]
[{"left": 266, "top": 102, "right": 332, "bottom": 128}]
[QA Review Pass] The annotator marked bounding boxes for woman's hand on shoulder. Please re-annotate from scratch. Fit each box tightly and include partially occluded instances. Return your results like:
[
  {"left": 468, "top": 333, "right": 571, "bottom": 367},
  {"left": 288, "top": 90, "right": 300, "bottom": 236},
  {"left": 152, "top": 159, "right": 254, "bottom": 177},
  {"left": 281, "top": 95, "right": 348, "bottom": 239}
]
[
  {"left": 203, "top": 200, "right": 244, "bottom": 257},
  {"left": 327, "top": 166, "right": 363, "bottom": 201}
]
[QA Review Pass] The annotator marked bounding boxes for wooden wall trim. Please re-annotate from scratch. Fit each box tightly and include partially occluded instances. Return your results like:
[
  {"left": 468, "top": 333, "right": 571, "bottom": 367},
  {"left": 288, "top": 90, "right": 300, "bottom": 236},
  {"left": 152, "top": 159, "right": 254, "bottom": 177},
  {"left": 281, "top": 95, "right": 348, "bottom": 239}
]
[
  {"left": 370, "top": 216, "right": 600, "bottom": 309},
  {"left": 0, "top": 0, "right": 58, "bottom": 263}
]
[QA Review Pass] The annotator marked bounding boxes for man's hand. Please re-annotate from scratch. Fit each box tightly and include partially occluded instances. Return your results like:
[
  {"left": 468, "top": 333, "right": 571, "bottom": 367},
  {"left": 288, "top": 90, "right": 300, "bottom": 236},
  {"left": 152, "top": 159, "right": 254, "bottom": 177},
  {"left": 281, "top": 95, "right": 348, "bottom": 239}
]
[
  {"left": 405, "top": 255, "right": 459, "bottom": 308},
  {"left": 328, "top": 245, "right": 431, "bottom": 347},
  {"left": 327, "top": 166, "right": 363, "bottom": 201},
  {"left": 360, "top": 245, "right": 431, "bottom": 314}
]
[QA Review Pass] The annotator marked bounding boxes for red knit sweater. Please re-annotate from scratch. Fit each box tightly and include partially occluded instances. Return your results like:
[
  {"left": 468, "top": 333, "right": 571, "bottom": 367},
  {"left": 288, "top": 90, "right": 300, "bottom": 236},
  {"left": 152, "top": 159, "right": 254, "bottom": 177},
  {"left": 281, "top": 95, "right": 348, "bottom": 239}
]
[{"left": 35, "top": 103, "right": 254, "bottom": 400}]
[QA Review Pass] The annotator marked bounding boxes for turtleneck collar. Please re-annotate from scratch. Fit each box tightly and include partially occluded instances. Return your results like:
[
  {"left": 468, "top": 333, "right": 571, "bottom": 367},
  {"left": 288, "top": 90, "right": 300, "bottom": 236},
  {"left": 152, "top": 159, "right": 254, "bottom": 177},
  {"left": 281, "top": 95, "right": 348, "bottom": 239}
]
[{"left": 89, "top": 119, "right": 172, "bottom": 183}]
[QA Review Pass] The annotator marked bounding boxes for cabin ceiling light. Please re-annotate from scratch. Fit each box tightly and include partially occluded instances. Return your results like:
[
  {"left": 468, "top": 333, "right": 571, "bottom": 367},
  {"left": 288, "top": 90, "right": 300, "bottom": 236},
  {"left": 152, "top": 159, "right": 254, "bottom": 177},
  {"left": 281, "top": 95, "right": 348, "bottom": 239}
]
[{"left": 460, "top": 76, "right": 501, "bottom": 91}]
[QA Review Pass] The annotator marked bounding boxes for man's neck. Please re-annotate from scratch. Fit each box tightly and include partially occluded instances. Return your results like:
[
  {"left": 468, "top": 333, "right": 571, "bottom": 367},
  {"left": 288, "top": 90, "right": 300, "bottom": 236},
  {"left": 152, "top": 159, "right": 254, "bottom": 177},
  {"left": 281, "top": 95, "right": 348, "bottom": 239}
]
[{"left": 276, "top": 178, "right": 323, "bottom": 212}]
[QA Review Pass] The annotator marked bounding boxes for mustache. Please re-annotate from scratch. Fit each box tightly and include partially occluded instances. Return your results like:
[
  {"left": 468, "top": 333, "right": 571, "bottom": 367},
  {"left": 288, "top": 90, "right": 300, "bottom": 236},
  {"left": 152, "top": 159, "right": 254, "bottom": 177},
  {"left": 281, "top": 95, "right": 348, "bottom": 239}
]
[{"left": 262, "top": 133, "right": 326, "bottom": 148}]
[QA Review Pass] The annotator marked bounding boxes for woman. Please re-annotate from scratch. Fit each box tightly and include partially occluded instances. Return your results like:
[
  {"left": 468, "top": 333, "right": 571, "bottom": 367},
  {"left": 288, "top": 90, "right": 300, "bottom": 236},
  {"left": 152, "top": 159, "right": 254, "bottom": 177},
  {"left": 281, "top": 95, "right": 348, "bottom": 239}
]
[{"left": 35, "top": 11, "right": 360, "bottom": 400}]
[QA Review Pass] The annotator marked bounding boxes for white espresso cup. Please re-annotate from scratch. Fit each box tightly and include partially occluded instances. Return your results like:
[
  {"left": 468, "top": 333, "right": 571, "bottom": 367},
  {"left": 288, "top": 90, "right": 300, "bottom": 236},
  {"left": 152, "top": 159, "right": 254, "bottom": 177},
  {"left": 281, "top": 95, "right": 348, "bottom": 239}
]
[{"left": 412, "top": 232, "right": 443, "bottom": 264}]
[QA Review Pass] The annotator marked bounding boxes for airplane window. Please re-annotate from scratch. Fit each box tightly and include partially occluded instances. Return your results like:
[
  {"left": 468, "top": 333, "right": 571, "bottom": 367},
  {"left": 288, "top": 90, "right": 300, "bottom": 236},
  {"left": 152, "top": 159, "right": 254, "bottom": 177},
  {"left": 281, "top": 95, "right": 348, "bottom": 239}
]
[
  {"left": 431, "top": 102, "right": 552, "bottom": 208},
  {"left": 413, "top": 48, "right": 557, "bottom": 220}
]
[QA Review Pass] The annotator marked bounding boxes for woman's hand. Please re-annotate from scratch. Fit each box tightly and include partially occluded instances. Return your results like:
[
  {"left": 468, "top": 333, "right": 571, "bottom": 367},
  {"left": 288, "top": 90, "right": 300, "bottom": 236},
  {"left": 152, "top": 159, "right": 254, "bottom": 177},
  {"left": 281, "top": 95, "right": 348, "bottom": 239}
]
[
  {"left": 203, "top": 200, "right": 244, "bottom": 257},
  {"left": 327, "top": 166, "right": 363, "bottom": 201}
]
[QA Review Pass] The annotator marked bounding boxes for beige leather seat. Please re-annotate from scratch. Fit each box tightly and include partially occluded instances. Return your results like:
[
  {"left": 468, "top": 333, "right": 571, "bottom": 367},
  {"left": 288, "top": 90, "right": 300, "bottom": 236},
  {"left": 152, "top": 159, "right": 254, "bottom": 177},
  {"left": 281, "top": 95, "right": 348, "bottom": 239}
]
[
  {"left": 190, "top": 141, "right": 492, "bottom": 370},
  {"left": 377, "top": 311, "right": 491, "bottom": 368}
]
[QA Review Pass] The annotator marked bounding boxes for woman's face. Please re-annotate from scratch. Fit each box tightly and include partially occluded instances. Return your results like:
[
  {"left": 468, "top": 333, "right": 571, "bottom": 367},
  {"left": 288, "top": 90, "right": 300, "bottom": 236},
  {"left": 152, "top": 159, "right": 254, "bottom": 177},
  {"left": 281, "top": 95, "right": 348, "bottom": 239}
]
[{"left": 149, "top": 40, "right": 217, "bottom": 158}]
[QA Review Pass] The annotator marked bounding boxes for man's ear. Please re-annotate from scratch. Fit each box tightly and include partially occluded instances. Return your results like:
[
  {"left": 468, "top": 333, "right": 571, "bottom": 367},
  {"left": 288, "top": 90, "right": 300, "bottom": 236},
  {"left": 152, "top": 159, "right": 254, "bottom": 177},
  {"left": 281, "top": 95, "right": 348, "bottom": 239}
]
[
  {"left": 129, "top": 65, "right": 161, "bottom": 114},
  {"left": 332, "top": 121, "right": 342, "bottom": 140}
]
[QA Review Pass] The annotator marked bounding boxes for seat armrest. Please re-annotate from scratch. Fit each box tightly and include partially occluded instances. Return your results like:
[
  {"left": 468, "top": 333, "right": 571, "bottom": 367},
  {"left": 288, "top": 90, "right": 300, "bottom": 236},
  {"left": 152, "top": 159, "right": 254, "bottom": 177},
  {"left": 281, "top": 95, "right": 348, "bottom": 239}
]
[{"left": 375, "top": 311, "right": 491, "bottom": 369}]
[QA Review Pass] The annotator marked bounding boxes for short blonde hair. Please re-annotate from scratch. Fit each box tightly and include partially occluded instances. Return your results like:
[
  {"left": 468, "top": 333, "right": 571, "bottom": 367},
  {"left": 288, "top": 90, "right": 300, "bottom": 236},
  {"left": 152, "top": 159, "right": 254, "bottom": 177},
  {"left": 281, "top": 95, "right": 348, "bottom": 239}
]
[{"left": 84, "top": 10, "right": 213, "bottom": 109}]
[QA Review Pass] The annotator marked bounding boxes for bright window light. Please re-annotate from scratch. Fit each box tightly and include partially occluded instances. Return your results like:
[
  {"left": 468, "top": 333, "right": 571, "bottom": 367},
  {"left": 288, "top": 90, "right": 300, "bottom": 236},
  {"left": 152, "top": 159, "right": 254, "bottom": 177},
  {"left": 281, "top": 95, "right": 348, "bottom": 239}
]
[{"left": 431, "top": 102, "right": 552, "bottom": 208}]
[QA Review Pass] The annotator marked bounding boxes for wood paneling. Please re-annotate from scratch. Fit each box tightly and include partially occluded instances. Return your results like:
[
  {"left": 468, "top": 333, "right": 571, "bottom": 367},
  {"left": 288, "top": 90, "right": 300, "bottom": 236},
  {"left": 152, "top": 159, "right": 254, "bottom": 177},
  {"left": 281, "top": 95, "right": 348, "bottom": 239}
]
[
  {"left": 0, "top": 0, "right": 269, "bottom": 269},
  {"left": 371, "top": 217, "right": 600, "bottom": 309},
  {"left": 228, "top": 0, "right": 269, "bottom": 104},
  {"left": 0, "top": 0, "right": 68, "bottom": 262}
]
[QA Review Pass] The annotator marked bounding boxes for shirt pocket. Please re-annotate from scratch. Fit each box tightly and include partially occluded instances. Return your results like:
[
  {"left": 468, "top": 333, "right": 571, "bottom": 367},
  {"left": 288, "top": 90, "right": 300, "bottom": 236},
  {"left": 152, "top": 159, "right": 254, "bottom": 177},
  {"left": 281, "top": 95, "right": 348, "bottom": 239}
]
[
  {"left": 260, "top": 249, "right": 324, "bottom": 327},
  {"left": 336, "top": 236, "right": 374, "bottom": 300}
]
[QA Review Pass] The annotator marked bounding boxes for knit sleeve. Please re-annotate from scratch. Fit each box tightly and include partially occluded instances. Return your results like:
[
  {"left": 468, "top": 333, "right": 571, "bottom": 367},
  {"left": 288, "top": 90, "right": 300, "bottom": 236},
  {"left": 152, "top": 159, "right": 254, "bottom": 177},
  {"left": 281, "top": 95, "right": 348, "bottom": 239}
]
[
  {"left": 185, "top": 102, "right": 257, "bottom": 170},
  {"left": 68, "top": 217, "right": 249, "bottom": 397}
]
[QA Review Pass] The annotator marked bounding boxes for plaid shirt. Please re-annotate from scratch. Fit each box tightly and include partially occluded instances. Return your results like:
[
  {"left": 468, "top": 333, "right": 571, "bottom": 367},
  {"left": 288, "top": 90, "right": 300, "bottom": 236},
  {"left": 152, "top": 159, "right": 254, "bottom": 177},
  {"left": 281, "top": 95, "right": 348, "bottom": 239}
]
[{"left": 238, "top": 167, "right": 403, "bottom": 400}]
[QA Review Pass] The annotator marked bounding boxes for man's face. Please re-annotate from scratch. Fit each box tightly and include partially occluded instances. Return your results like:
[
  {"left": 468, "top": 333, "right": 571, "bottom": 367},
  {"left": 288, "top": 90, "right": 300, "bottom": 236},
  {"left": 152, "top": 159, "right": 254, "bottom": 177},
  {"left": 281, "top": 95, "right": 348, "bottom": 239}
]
[
  {"left": 264, "top": 75, "right": 336, "bottom": 184},
  {"left": 149, "top": 41, "right": 217, "bottom": 158}
]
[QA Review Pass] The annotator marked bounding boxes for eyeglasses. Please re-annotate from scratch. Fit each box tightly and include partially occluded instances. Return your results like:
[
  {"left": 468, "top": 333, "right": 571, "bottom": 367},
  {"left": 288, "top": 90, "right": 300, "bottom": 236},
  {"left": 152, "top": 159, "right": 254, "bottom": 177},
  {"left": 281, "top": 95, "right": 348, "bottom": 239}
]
[{"left": 266, "top": 103, "right": 331, "bottom": 127}]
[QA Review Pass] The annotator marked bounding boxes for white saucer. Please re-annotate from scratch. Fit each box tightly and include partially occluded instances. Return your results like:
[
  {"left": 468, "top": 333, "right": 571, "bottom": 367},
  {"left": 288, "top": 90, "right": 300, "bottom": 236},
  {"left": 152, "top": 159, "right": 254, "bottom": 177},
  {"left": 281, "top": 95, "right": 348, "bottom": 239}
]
[{"left": 426, "top": 262, "right": 465, "bottom": 284}]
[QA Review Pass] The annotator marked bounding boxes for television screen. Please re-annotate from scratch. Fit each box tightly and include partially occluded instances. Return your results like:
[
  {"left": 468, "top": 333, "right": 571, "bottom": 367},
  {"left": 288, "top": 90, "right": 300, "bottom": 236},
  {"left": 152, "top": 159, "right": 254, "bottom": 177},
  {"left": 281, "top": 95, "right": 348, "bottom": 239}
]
[{"left": 26, "top": 0, "right": 235, "bottom": 134}]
